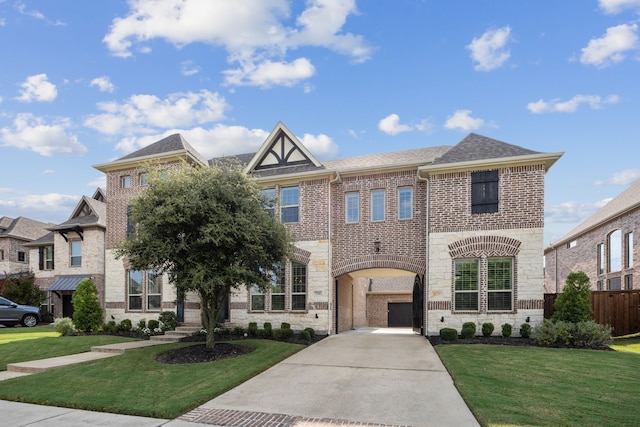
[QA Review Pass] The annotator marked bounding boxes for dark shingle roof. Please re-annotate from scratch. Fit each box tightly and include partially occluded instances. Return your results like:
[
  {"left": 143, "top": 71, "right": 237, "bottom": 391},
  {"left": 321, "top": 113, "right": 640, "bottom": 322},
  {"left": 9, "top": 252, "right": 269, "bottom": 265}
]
[
  {"left": 0, "top": 217, "right": 53, "bottom": 240},
  {"left": 117, "top": 133, "right": 208, "bottom": 165},
  {"left": 431, "top": 133, "right": 540, "bottom": 166}
]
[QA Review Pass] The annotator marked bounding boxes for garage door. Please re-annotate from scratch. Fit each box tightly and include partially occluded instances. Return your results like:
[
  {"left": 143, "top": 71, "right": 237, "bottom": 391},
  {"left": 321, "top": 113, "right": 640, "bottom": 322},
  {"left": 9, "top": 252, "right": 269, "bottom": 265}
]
[{"left": 388, "top": 302, "right": 412, "bottom": 327}]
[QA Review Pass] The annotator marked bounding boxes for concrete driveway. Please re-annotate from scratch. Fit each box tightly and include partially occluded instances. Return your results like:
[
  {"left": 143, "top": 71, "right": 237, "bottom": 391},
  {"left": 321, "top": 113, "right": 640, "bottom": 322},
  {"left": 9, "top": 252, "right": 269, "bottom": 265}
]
[{"left": 180, "top": 327, "right": 479, "bottom": 427}]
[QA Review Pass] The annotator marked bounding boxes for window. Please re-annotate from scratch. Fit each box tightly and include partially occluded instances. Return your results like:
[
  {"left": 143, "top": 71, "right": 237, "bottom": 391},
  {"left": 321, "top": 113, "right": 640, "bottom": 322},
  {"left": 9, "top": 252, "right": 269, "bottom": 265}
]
[
  {"left": 250, "top": 284, "right": 265, "bottom": 311},
  {"left": 39, "top": 246, "right": 54, "bottom": 270},
  {"left": 597, "top": 280, "right": 603, "bottom": 291},
  {"left": 567, "top": 240, "right": 577, "bottom": 249},
  {"left": 140, "top": 173, "right": 148, "bottom": 187},
  {"left": 17, "top": 251, "right": 25, "bottom": 262},
  {"left": 345, "top": 192, "right": 359, "bottom": 224},
  {"left": 291, "top": 262, "right": 307, "bottom": 311},
  {"left": 0, "top": 249, "right": 3, "bottom": 260},
  {"left": 128, "top": 270, "right": 143, "bottom": 310},
  {"left": 471, "top": 170, "right": 499, "bottom": 214},
  {"left": 625, "top": 232, "right": 634, "bottom": 268},
  {"left": 121, "top": 175, "right": 131, "bottom": 188},
  {"left": 398, "top": 187, "right": 413, "bottom": 220},
  {"left": 280, "top": 186, "right": 299, "bottom": 223},
  {"left": 598, "top": 244, "right": 605, "bottom": 275},
  {"left": 454, "top": 259, "right": 479, "bottom": 311},
  {"left": 147, "top": 271, "right": 162, "bottom": 311},
  {"left": 260, "top": 188, "right": 276, "bottom": 217},
  {"left": 270, "top": 263, "right": 285, "bottom": 310},
  {"left": 608, "top": 277, "right": 622, "bottom": 291},
  {"left": 625, "top": 274, "right": 633, "bottom": 290},
  {"left": 126, "top": 205, "right": 135, "bottom": 238},
  {"left": 609, "top": 230, "right": 622, "bottom": 273},
  {"left": 371, "top": 189, "right": 385, "bottom": 222},
  {"left": 487, "top": 257, "right": 513, "bottom": 311},
  {"left": 70, "top": 241, "right": 82, "bottom": 266}
]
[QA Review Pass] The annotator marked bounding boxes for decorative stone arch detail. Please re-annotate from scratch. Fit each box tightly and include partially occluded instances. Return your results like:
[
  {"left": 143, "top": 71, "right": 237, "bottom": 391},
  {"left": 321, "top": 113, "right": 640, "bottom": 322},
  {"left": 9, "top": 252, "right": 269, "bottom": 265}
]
[
  {"left": 332, "top": 255, "right": 426, "bottom": 277},
  {"left": 291, "top": 247, "right": 311, "bottom": 265},
  {"left": 448, "top": 235, "right": 522, "bottom": 258}
]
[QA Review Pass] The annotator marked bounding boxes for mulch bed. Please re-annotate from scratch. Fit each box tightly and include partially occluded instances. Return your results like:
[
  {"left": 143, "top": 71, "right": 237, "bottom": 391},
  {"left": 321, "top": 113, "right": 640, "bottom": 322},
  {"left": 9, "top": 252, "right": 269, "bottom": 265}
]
[
  {"left": 156, "top": 342, "right": 254, "bottom": 364},
  {"left": 428, "top": 335, "right": 534, "bottom": 346}
]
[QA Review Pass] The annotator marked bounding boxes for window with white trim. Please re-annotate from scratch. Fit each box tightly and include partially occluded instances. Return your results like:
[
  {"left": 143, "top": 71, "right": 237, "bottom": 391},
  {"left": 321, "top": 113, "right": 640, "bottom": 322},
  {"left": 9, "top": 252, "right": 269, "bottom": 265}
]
[
  {"left": 121, "top": 175, "right": 131, "bottom": 189},
  {"left": 371, "top": 189, "right": 385, "bottom": 222},
  {"left": 140, "top": 173, "right": 148, "bottom": 187},
  {"left": 260, "top": 188, "right": 276, "bottom": 218},
  {"left": 398, "top": 187, "right": 413, "bottom": 220},
  {"left": 280, "top": 186, "right": 299, "bottom": 223},
  {"left": 454, "top": 259, "right": 479, "bottom": 311},
  {"left": 487, "top": 257, "right": 513, "bottom": 311},
  {"left": 625, "top": 232, "right": 633, "bottom": 269},
  {"left": 270, "top": 262, "right": 285, "bottom": 310},
  {"left": 128, "top": 270, "right": 143, "bottom": 310},
  {"left": 345, "top": 192, "right": 359, "bottom": 224},
  {"left": 250, "top": 284, "right": 265, "bottom": 311},
  {"left": 147, "top": 270, "right": 162, "bottom": 311},
  {"left": 70, "top": 241, "right": 82, "bottom": 267},
  {"left": 609, "top": 230, "right": 622, "bottom": 273},
  {"left": 291, "top": 262, "right": 307, "bottom": 311},
  {"left": 598, "top": 243, "right": 605, "bottom": 275}
]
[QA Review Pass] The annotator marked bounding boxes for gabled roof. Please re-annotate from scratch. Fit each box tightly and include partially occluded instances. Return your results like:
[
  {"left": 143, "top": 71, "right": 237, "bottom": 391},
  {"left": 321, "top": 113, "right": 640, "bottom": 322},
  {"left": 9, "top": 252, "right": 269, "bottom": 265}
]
[
  {"left": 49, "top": 191, "right": 107, "bottom": 231},
  {"left": 93, "top": 133, "right": 208, "bottom": 172},
  {"left": 0, "top": 217, "right": 53, "bottom": 241},
  {"left": 420, "top": 133, "right": 563, "bottom": 175},
  {"left": 547, "top": 178, "right": 640, "bottom": 250},
  {"left": 23, "top": 231, "right": 55, "bottom": 248}
]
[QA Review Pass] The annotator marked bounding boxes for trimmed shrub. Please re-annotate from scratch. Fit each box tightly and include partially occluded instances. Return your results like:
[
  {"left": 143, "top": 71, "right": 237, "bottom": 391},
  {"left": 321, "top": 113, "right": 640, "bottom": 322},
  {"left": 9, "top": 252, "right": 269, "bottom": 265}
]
[
  {"left": 54, "top": 317, "right": 76, "bottom": 336},
  {"left": 148, "top": 319, "right": 160, "bottom": 330},
  {"left": 299, "top": 329, "right": 311, "bottom": 342},
  {"left": 248, "top": 322, "right": 258, "bottom": 336},
  {"left": 281, "top": 322, "right": 291, "bottom": 330},
  {"left": 118, "top": 319, "right": 132, "bottom": 332},
  {"left": 440, "top": 327, "right": 458, "bottom": 342},
  {"left": 72, "top": 279, "right": 103, "bottom": 332},
  {"left": 159, "top": 311, "right": 178, "bottom": 331},
  {"left": 572, "top": 320, "right": 612, "bottom": 348},
  {"left": 137, "top": 319, "right": 146, "bottom": 330},
  {"left": 533, "top": 319, "right": 612, "bottom": 349},
  {"left": 233, "top": 326, "right": 245, "bottom": 336},
  {"left": 461, "top": 322, "right": 476, "bottom": 339},
  {"left": 40, "top": 309, "right": 54, "bottom": 324},
  {"left": 263, "top": 322, "right": 272, "bottom": 332},
  {"left": 282, "top": 327, "right": 294, "bottom": 338},
  {"left": 482, "top": 322, "right": 494, "bottom": 337},
  {"left": 502, "top": 323, "right": 512, "bottom": 337},
  {"left": 304, "top": 327, "right": 316, "bottom": 338},
  {"left": 553, "top": 271, "right": 593, "bottom": 323},
  {"left": 103, "top": 320, "right": 118, "bottom": 334},
  {"left": 273, "top": 328, "right": 285, "bottom": 340},
  {"left": 520, "top": 323, "right": 532, "bottom": 338}
]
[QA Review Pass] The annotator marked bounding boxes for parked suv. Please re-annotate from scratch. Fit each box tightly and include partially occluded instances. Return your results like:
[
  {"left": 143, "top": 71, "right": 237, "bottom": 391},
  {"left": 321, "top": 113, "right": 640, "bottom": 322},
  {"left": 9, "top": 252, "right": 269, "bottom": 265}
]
[{"left": 0, "top": 296, "right": 41, "bottom": 327}]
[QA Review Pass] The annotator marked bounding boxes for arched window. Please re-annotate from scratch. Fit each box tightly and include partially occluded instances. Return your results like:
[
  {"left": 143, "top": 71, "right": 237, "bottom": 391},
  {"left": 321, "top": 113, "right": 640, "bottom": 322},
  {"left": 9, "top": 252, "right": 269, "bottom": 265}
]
[{"left": 608, "top": 230, "right": 622, "bottom": 273}]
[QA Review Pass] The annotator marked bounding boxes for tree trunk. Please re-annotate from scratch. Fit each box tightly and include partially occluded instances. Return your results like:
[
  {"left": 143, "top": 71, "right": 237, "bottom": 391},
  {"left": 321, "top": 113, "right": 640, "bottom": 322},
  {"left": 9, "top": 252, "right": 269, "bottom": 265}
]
[{"left": 205, "top": 305, "right": 217, "bottom": 349}]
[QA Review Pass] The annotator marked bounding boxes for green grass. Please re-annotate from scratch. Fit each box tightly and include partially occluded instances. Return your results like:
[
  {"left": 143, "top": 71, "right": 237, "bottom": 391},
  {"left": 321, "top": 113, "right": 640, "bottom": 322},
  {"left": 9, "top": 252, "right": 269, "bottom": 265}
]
[
  {"left": 0, "top": 339, "right": 304, "bottom": 419},
  {"left": 0, "top": 327, "right": 138, "bottom": 370},
  {"left": 611, "top": 337, "right": 640, "bottom": 354},
  {"left": 435, "top": 343, "right": 640, "bottom": 427}
]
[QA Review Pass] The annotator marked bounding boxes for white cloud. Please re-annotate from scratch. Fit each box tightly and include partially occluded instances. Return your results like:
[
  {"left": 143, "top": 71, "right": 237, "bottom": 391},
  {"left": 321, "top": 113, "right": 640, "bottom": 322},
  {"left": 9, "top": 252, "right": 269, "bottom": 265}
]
[
  {"left": 527, "top": 94, "right": 620, "bottom": 113},
  {"left": 580, "top": 23, "right": 638, "bottom": 67},
  {"left": 0, "top": 113, "right": 88, "bottom": 156},
  {"left": 594, "top": 169, "right": 640, "bottom": 185},
  {"left": 84, "top": 90, "right": 228, "bottom": 135},
  {"left": 103, "top": 0, "right": 371, "bottom": 87},
  {"left": 545, "top": 198, "right": 612, "bottom": 224},
  {"left": 16, "top": 74, "right": 57, "bottom": 102},
  {"left": 223, "top": 57, "right": 316, "bottom": 87},
  {"left": 444, "top": 110, "right": 485, "bottom": 131},
  {"left": 466, "top": 26, "right": 512, "bottom": 71},
  {"left": 181, "top": 60, "right": 200, "bottom": 76},
  {"left": 15, "top": 2, "right": 44, "bottom": 19},
  {"left": 88, "top": 176, "right": 107, "bottom": 189},
  {"left": 0, "top": 192, "right": 79, "bottom": 221},
  {"left": 378, "top": 114, "right": 412, "bottom": 135},
  {"left": 90, "top": 76, "right": 115, "bottom": 93},
  {"left": 599, "top": 0, "right": 640, "bottom": 14},
  {"left": 300, "top": 133, "right": 339, "bottom": 159}
]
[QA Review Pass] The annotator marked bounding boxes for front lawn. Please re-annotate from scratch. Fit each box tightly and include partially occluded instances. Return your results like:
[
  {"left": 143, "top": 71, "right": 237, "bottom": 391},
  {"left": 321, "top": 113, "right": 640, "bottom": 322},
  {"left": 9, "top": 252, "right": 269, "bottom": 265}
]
[
  {"left": 0, "top": 325, "right": 59, "bottom": 344},
  {"left": 435, "top": 343, "right": 640, "bottom": 426},
  {"left": 0, "top": 340, "right": 304, "bottom": 419}
]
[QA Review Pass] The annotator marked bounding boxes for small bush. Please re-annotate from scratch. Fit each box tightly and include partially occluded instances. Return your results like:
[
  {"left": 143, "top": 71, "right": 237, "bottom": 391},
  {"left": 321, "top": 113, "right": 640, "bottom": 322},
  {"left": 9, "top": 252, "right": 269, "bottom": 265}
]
[
  {"left": 103, "top": 320, "right": 118, "bottom": 334},
  {"left": 533, "top": 319, "right": 612, "bottom": 349},
  {"left": 256, "top": 328, "right": 266, "bottom": 338},
  {"left": 553, "top": 271, "right": 592, "bottom": 323},
  {"left": 263, "top": 322, "right": 272, "bottom": 332},
  {"left": 233, "top": 326, "right": 245, "bottom": 336},
  {"left": 148, "top": 319, "right": 160, "bottom": 330},
  {"left": 482, "top": 322, "right": 494, "bottom": 337},
  {"left": 72, "top": 279, "right": 103, "bottom": 332},
  {"left": 137, "top": 319, "right": 146, "bottom": 330},
  {"left": 282, "top": 327, "right": 294, "bottom": 338},
  {"left": 502, "top": 323, "right": 512, "bottom": 337},
  {"left": 520, "top": 323, "right": 532, "bottom": 338},
  {"left": 159, "top": 311, "right": 178, "bottom": 331},
  {"left": 304, "top": 327, "right": 316, "bottom": 338},
  {"left": 572, "top": 320, "right": 612, "bottom": 348},
  {"left": 40, "top": 309, "right": 54, "bottom": 324},
  {"left": 281, "top": 322, "right": 291, "bottom": 330},
  {"left": 440, "top": 327, "right": 458, "bottom": 342},
  {"left": 248, "top": 322, "right": 258, "bottom": 336},
  {"left": 273, "top": 328, "right": 285, "bottom": 340},
  {"left": 118, "top": 319, "right": 132, "bottom": 332},
  {"left": 461, "top": 322, "right": 476, "bottom": 339},
  {"left": 54, "top": 317, "right": 76, "bottom": 336},
  {"left": 299, "top": 330, "right": 311, "bottom": 342}
]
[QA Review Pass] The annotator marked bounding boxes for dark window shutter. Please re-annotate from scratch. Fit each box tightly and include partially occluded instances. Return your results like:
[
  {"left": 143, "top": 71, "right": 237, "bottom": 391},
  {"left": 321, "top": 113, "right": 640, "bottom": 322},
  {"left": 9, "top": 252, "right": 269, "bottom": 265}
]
[
  {"left": 471, "top": 170, "right": 499, "bottom": 214},
  {"left": 38, "top": 247, "right": 44, "bottom": 270}
]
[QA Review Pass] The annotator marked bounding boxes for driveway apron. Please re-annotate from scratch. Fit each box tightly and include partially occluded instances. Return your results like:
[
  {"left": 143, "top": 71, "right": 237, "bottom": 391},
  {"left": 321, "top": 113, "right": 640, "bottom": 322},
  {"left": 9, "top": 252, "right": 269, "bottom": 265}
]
[{"left": 185, "top": 328, "right": 479, "bottom": 427}]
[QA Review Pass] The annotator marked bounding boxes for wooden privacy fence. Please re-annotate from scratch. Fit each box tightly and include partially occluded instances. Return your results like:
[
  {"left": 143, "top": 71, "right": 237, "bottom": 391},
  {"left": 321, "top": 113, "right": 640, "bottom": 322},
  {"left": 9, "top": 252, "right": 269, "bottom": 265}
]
[{"left": 544, "top": 290, "right": 640, "bottom": 336}]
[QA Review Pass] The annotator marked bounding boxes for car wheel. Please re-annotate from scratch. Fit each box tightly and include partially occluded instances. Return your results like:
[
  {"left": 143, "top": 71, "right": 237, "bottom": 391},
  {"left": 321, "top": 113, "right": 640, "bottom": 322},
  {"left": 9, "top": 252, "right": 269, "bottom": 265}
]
[{"left": 21, "top": 314, "right": 38, "bottom": 327}]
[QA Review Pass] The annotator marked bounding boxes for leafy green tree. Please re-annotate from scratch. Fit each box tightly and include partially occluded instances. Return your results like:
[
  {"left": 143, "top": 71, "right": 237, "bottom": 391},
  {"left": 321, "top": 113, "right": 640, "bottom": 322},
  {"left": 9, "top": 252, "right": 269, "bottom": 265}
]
[
  {"left": 552, "top": 271, "right": 593, "bottom": 323},
  {"left": 72, "top": 278, "right": 103, "bottom": 332},
  {"left": 0, "top": 274, "right": 45, "bottom": 307},
  {"left": 116, "top": 162, "right": 292, "bottom": 349}
]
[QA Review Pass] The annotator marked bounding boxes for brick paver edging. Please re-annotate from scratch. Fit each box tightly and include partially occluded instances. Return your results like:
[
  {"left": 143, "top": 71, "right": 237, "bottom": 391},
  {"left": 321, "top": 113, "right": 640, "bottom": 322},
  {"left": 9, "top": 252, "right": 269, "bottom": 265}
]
[{"left": 179, "top": 407, "right": 413, "bottom": 427}]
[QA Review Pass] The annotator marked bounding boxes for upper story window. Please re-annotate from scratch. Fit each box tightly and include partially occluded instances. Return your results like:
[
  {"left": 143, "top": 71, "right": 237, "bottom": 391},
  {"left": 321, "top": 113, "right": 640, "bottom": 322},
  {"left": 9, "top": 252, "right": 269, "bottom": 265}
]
[
  {"left": 371, "top": 189, "right": 385, "bottom": 222},
  {"left": 625, "top": 232, "right": 634, "bottom": 269},
  {"left": 121, "top": 175, "right": 131, "bottom": 189},
  {"left": 126, "top": 205, "right": 135, "bottom": 238},
  {"left": 17, "top": 251, "right": 26, "bottom": 262},
  {"left": 39, "top": 246, "right": 54, "bottom": 270},
  {"left": 140, "top": 173, "right": 148, "bottom": 187},
  {"left": 0, "top": 249, "right": 4, "bottom": 260},
  {"left": 70, "top": 240, "right": 82, "bottom": 267},
  {"left": 280, "top": 186, "right": 299, "bottom": 223},
  {"left": 345, "top": 192, "right": 359, "bottom": 224},
  {"left": 597, "top": 243, "right": 605, "bottom": 275},
  {"left": 260, "top": 188, "right": 276, "bottom": 218},
  {"left": 471, "top": 170, "right": 499, "bottom": 214},
  {"left": 608, "top": 230, "right": 622, "bottom": 273},
  {"left": 567, "top": 240, "right": 577, "bottom": 249},
  {"left": 398, "top": 187, "right": 413, "bottom": 220}
]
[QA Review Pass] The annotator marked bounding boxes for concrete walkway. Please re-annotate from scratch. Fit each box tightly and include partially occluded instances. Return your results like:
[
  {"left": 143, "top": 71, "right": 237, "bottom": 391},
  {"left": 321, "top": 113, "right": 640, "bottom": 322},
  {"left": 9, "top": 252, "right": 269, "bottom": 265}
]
[{"left": 0, "top": 328, "right": 479, "bottom": 426}]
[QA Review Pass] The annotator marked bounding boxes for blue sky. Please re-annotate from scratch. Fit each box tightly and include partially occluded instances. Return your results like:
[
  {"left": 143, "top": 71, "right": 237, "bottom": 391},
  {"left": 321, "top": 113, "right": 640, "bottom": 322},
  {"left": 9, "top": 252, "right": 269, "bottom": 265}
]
[{"left": 1, "top": 0, "right": 639, "bottom": 246}]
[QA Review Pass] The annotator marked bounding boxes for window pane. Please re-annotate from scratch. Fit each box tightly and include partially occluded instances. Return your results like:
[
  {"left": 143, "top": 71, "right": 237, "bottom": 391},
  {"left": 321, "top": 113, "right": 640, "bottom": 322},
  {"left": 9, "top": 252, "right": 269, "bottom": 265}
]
[
  {"left": 261, "top": 188, "right": 276, "bottom": 217},
  {"left": 281, "top": 207, "right": 299, "bottom": 223},
  {"left": 488, "top": 292, "right": 512, "bottom": 311},
  {"left": 129, "top": 296, "right": 142, "bottom": 310},
  {"left": 625, "top": 275, "right": 633, "bottom": 290},
  {"left": 371, "top": 190, "right": 385, "bottom": 222},
  {"left": 292, "top": 295, "right": 306, "bottom": 311},
  {"left": 345, "top": 192, "right": 359, "bottom": 223},
  {"left": 271, "top": 263, "right": 285, "bottom": 310},
  {"left": 455, "top": 293, "right": 478, "bottom": 311},
  {"left": 487, "top": 258, "right": 512, "bottom": 290},
  {"left": 609, "top": 230, "right": 622, "bottom": 272},
  {"left": 626, "top": 232, "right": 633, "bottom": 268},
  {"left": 147, "top": 295, "right": 161, "bottom": 310},
  {"left": 609, "top": 277, "right": 622, "bottom": 291},
  {"left": 271, "top": 295, "right": 285, "bottom": 311},
  {"left": 281, "top": 186, "right": 299, "bottom": 223},
  {"left": 140, "top": 173, "right": 148, "bottom": 186},
  {"left": 455, "top": 259, "right": 479, "bottom": 291},
  {"left": 291, "top": 262, "right": 306, "bottom": 311},
  {"left": 398, "top": 187, "right": 413, "bottom": 220},
  {"left": 128, "top": 270, "right": 143, "bottom": 294},
  {"left": 121, "top": 176, "right": 131, "bottom": 188},
  {"left": 70, "top": 241, "right": 82, "bottom": 266},
  {"left": 147, "top": 271, "right": 162, "bottom": 294},
  {"left": 251, "top": 294, "right": 265, "bottom": 311},
  {"left": 598, "top": 244, "right": 605, "bottom": 274}
]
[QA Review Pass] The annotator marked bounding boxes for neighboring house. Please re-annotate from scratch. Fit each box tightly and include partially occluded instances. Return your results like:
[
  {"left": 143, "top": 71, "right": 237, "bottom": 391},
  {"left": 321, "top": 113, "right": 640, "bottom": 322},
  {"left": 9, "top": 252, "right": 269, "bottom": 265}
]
[
  {"left": 544, "top": 179, "right": 638, "bottom": 293},
  {"left": 25, "top": 189, "right": 106, "bottom": 318},
  {"left": 0, "top": 216, "right": 52, "bottom": 278},
  {"left": 94, "top": 122, "right": 562, "bottom": 335}
]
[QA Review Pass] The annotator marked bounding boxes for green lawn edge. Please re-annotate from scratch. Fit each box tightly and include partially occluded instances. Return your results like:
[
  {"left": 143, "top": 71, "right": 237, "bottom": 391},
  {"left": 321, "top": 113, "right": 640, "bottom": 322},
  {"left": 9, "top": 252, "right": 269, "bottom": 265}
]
[{"left": 0, "top": 339, "right": 304, "bottom": 419}]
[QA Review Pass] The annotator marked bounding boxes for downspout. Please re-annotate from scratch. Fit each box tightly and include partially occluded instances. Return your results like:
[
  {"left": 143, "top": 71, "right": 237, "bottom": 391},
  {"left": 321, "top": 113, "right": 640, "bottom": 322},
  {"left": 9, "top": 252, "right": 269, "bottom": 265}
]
[
  {"left": 417, "top": 170, "right": 429, "bottom": 336},
  {"left": 328, "top": 171, "right": 341, "bottom": 335}
]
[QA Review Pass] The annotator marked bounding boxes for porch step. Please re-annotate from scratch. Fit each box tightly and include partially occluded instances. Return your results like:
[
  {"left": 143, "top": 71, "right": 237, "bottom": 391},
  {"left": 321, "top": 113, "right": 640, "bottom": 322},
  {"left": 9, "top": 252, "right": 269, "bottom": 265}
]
[{"left": 149, "top": 326, "right": 201, "bottom": 342}]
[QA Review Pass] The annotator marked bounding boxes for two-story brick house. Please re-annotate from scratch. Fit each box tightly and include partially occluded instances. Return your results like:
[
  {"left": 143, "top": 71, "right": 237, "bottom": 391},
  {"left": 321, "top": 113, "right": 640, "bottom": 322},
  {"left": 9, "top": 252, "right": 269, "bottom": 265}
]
[
  {"left": 0, "top": 216, "right": 52, "bottom": 279},
  {"left": 95, "top": 122, "right": 562, "bottom": 335},
  {"left": 25, "top": 189, "right": 106, "bottom": 318}
]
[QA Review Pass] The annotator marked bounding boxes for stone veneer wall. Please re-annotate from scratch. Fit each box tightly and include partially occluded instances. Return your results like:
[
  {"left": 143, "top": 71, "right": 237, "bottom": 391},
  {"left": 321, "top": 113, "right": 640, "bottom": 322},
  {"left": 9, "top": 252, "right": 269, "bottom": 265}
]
[{"left": 544, "top": 206, "right": 638, "bottom": 293}]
